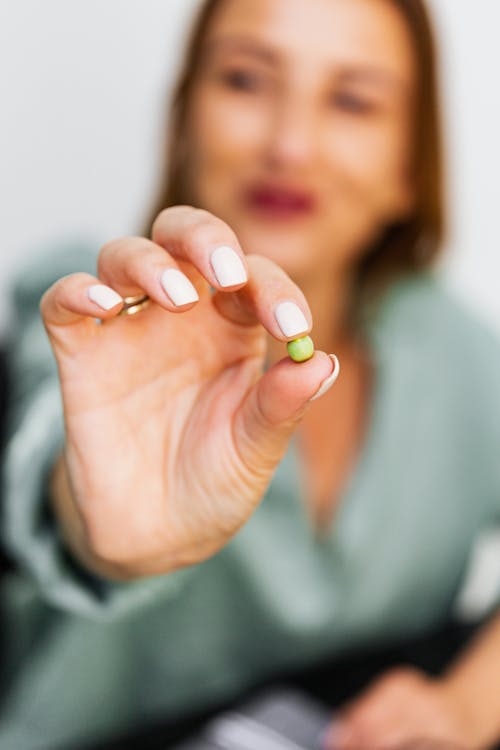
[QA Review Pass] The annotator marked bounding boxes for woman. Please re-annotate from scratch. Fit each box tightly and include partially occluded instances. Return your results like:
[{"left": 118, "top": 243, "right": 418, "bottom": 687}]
[{"left": 2, "top": 0, "right": 500, "bottom": 748}]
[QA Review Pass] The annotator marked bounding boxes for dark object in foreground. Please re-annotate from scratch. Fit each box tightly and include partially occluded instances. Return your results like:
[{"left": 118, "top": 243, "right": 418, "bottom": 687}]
[
  {"left": 171, "top": 691, "right": 466, "bottom": 749},
  {"left": 173, "top": 688, "right": 330, "bottom": 749},
  {"left": 82, "top": 616, "right": 499, "bottom": 750}
]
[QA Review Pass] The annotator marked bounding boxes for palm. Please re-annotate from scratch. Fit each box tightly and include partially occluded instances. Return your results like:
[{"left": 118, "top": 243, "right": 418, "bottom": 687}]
[
  {"left": 51, "top": 284, "right": 269, "bottom": 562},
  {"left": 41, "top": 210, "right": 335, "bottom": 575}
]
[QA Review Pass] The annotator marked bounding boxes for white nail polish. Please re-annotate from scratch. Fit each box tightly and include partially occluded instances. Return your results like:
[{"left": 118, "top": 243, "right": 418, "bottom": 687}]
[
  {"left": 275, "top": 301, "right": 309, "bottom": 338},
  {"left": 210, "top": 245, "right": 247, "bottom": 287},
  {"left": 160, "top": 268, "right": 199, "bottom": 306},
  {"left": 309, "top": 354, "right": 340, "bottom": 401},
  {"left": 87, "top": 285, "right": 122, "bottom": 310}
]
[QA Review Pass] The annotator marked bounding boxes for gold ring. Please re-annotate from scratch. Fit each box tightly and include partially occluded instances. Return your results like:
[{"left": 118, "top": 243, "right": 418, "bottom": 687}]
[{"left": 119, "top": 294, "right": 151, "bottom": 316}]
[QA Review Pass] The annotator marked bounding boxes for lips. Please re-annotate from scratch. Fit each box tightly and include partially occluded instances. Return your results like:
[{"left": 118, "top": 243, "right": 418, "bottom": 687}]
[{"left": 243, "top": 184, "right": 317, "bottom": 218}]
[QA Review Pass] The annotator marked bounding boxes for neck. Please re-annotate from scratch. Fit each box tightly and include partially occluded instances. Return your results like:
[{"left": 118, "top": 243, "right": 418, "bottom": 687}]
[{"left": 267, "top": 265, "right": 358, "bottom": 367}]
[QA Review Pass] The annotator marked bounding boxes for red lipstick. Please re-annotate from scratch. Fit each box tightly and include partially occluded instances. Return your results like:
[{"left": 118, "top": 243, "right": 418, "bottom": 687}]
[{"left": 243, "top": 183, "right": 317, "bottom": 220}]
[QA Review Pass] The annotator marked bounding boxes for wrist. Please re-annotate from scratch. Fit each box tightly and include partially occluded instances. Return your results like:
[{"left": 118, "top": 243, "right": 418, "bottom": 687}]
[
  {"left": 49, "top": 451, "right": 186, "bottom": 582},
  {"left": 49, "top": 452, "right": 134, "bottom": 582}
]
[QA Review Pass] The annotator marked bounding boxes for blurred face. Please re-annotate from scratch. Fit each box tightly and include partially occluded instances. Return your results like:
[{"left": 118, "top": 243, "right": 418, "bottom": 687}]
[{"left": 187, "top": 0, "right": 417, "bottom": 283}]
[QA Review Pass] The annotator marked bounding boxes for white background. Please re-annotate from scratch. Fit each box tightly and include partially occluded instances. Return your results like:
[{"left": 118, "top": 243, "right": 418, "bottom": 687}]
[{"left": 1, "top": 1, "right": 499, "bottom": 337}]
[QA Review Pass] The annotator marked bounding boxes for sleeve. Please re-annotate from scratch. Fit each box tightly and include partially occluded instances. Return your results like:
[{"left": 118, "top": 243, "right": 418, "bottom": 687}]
[
  {"left": 449, "top": 300, "right": 500, "bottom": 622},
  {"left": 1, "top": 241, "right": 197, "bottom": 622}
]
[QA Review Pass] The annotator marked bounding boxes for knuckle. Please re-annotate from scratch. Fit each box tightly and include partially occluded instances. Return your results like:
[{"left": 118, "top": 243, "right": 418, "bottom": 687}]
[
  {"left": 152, "top": 206, "right": 193, "bottom": 234},
  {"left": 98, "top": 237, "right": 155, "bottom": 282},
  {"left": 99, "top": 236, "right": 130, "bottom": 259},
  {"left": 98, "top": 240, "right": 126, "bottom": 276},
  {"left": 121, "top": 240, "right": 155, "bottom": 275},
  {"left": 39, "top": 273, "right": 89, "bottom": 315},
  {"left": 152, "top": 206, "right": 239, "bottom": 254},
  {"left": 183, "top": 221, "right": 214, "bottom": 249},
  {"left": 98, "top": 236, "right": 140, "bottom": 266},
  {"left": 247, "top": 253, "right": 288, "bottom": 281},
  {"left": 190, "top": 207, "right": 214, "bottom": 223},
  {"left": 186, "top": 212, "right": 237, "bottom": 249},
  {"left": 195, "top": 208, "right": 233, "bottom": 235}
]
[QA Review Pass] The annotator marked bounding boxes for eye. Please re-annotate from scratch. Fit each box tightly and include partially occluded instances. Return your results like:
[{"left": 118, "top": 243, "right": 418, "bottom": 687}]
[
  {"left": 219, "top": 67, "right": 266, "bottom": 93},
  {"left": 330, "top": 91, "right": 377, "bottom": 115}
]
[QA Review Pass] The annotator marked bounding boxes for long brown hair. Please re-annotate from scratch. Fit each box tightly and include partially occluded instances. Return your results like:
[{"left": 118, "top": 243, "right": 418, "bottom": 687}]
[{"left": 145, "top": 0, "right": 446, "bottom": 310}]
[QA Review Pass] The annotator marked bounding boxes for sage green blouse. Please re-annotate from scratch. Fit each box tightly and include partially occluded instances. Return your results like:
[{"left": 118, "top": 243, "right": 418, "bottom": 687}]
[{"left": 1, "top": 243, "right": 500, "bottom": 750}]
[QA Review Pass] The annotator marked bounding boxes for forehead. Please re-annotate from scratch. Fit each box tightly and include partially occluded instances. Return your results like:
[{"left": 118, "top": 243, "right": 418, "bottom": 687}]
[{"left": 205, "top": 0, "right": 416, "bottom": 85}]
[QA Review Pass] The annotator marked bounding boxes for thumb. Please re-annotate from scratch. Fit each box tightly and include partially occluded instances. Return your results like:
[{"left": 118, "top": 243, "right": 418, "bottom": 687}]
[{"left": 233, "top": 351, "right": 339, "bottom": 474}]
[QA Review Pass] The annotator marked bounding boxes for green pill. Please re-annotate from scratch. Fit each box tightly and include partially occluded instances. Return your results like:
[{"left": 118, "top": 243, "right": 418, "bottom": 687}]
[{"left": 287, "top": 335, "right": 314, "bottom": 362}]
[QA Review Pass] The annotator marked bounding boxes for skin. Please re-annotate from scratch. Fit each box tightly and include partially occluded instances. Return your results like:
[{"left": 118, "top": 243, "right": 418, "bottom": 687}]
[
  {"left": 190, "top": 0, "right": 415, "bottom": 258},
  {"left": 187, "top": 0, "right": 418, "bottom": 533},
  {"left": 43, "top": 0, "right": 500, "bottom": 747},
  {"left": 189, "top": 0, "right": 416, "bottom": 351}
]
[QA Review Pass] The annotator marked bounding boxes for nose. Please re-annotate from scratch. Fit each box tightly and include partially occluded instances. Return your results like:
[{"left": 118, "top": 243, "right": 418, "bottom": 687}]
[{"left": 264, "top": 93, "right": 319, "bottom": 171}]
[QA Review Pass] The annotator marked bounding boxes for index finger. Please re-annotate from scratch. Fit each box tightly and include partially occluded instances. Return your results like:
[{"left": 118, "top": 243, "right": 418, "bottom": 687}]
[{"left": 151, "top": 206, "right": 249, "bottom": 291}]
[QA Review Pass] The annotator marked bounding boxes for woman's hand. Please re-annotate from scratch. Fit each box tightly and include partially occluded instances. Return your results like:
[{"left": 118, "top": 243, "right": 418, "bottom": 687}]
[
  {"left": 41, "top": 206, "right": 337, "bottom": 581},
  {"left": 324, "top": 666, "right": 476, "bottom": 750}
]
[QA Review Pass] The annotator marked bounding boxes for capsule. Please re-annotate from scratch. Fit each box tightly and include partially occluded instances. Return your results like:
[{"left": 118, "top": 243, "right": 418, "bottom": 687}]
[{"left": 287, "top": 335, "right": 314, "bottom": 362}]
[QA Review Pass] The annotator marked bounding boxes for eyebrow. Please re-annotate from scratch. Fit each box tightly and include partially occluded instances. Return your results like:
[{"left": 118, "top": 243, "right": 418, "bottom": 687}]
[
  {"left": 204, "top": 35, "right": 408, "bottom": 93},
  {"left": 204, "top": 36, "right": 278, "bottom": 65},
  {"left": 337, "top": 68, "right": 407, "bottom": 93}
]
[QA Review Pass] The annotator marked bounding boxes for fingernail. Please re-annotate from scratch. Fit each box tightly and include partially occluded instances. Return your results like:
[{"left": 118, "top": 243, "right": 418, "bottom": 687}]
[
  {"left": 160, "top": 268, "right": 199, "bottom": 306},
  {"left": 210, "top": 245, "right": 248, "bottom": 287},
  {"left": 275, "top": 301, "right": 309, "bottom": 338},
  {"left": 309, "top": 354, "right": 340, "bottom": 402},
  {"left": 87, "top": 284, "right": 123, "bottom": 310}
]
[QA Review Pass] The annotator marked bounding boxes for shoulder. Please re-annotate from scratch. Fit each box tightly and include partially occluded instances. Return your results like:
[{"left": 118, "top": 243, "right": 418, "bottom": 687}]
[
  {"left": 368, "top": 272, "right": 500, "bottom": 468},
  {"left": 369, "top": 271, "right": 500, "bottom": 382}
]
